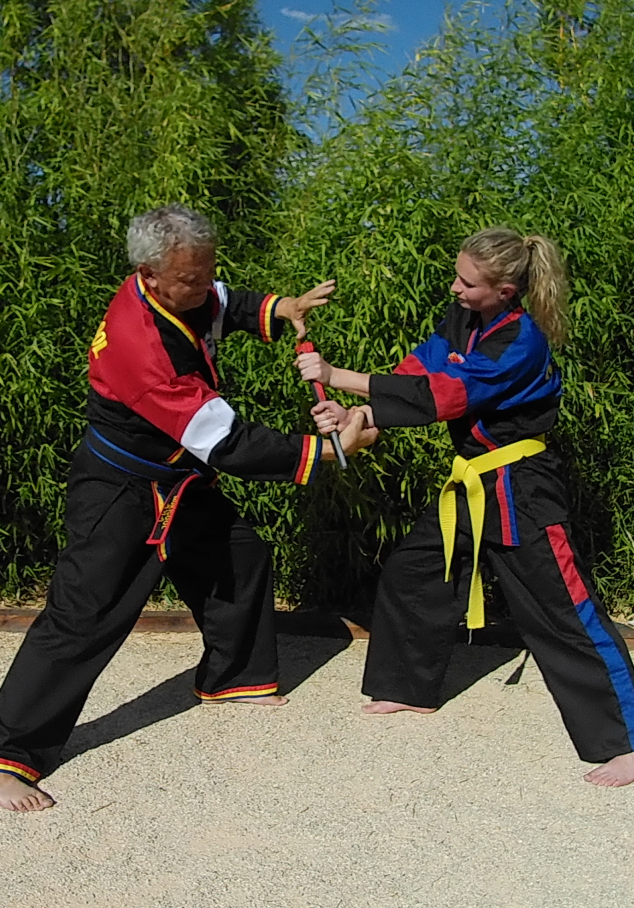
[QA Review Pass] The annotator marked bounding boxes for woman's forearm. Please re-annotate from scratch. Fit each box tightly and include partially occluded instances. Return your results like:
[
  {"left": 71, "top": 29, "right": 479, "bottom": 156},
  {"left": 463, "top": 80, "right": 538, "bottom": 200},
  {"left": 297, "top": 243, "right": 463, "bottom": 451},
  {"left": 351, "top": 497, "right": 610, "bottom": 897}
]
[{"left": 329, "top": 368, "right": 371, "bottom": 397}]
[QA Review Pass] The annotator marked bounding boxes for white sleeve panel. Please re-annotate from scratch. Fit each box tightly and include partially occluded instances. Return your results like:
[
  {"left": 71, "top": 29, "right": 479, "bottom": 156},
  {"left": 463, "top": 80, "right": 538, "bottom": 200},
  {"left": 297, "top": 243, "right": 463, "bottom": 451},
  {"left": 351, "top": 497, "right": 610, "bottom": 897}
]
[
  {"left": 181, "top": 396, "right": 236, "bottom": 463},
  {"left": 212, "top": 280, "right": 229, "bottom": 340}
]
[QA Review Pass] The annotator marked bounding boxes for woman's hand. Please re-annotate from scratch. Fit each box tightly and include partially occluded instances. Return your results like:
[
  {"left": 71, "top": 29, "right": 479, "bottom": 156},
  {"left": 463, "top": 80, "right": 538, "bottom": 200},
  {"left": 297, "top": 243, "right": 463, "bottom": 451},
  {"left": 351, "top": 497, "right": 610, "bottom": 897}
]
[
  {"left": 310, "top": 401, "right": 352, "bottom": 435},
  {"left": 357, "top": 404, "right": 375, "bottom": 429},
  {"left": 294, "top": 351, "right": 334, "bottom": 387}
]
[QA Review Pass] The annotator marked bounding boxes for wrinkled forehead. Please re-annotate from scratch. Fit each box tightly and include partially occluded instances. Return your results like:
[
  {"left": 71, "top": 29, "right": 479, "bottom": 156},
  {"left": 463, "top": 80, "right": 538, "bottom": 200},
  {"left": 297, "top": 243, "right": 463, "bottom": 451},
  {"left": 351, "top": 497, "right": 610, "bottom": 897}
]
[{"left": 159, "top": 242, "right": 215, "bottom": 273}]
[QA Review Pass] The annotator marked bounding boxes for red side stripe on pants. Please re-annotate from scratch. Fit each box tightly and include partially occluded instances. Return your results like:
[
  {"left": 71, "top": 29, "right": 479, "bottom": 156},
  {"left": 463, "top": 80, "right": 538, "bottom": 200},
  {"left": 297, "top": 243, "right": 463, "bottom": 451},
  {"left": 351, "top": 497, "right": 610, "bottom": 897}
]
[
  {"left": 545, "top": 524, "right": 589, "bottom": 606},
  {"left": 495, "top": 469, "right": 514, "bottom": 546}
]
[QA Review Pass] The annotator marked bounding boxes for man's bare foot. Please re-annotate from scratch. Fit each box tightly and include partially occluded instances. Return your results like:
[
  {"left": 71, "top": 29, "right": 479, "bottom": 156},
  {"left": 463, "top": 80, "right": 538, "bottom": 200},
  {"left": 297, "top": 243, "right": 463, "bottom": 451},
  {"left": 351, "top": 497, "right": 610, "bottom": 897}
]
[
  {"left": 229, "top": 695, "right": 289, "bottom": 706},
  {"left": 583, "top": 752, "right": 634, "bottom": 787},
  {"left": 361, "top": 699, "right": 437, "bottom": 715},
  {"left": 0, "top": 774, "right": 55, "bottom": 812}
]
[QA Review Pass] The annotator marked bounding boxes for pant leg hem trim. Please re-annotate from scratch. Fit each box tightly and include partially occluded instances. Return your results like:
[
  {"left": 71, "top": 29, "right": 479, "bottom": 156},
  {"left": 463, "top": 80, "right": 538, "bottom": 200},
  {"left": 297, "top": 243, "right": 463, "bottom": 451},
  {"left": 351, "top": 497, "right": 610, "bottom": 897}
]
[
  {"left": 0, "top": 760, "right": 40, "bottom": 783},
  {"left": 195, "top": 683, "right": 278, "bottom": 702}
]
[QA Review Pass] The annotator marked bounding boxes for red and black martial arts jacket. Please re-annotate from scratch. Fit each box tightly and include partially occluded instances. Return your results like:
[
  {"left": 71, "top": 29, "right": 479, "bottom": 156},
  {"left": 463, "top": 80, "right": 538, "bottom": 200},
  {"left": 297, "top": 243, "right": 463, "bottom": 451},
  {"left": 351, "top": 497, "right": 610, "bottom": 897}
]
[
  {"left": 369, "top": 300, "right": 570, "bottom": 544},
  {"left": 86, "top": 274, "right": 321, "bottom": 485}
]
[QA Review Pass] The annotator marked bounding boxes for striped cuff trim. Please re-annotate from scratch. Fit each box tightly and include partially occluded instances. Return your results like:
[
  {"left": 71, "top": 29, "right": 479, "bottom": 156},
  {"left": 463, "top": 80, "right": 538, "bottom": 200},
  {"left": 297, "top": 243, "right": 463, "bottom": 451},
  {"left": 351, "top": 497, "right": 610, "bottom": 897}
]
[
  {"left": 294, "top": 436, "right": 322, "bottom": 485},
  {"left": 0, "top": 759, "right": 40, "bottom": 783},
  {"left": 259, "top": 294, "right": 282, "bottom": 343},
  {"left": 195, "top": 684, "right": 278, "bottom": 702}
]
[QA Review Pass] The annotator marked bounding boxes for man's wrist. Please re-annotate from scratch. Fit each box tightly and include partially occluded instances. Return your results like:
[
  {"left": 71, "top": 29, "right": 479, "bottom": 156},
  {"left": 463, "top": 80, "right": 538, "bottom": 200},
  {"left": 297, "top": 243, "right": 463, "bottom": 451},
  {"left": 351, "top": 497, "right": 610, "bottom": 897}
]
[{"left": 273, "top": 296, "right": 294, "bottom": 321}]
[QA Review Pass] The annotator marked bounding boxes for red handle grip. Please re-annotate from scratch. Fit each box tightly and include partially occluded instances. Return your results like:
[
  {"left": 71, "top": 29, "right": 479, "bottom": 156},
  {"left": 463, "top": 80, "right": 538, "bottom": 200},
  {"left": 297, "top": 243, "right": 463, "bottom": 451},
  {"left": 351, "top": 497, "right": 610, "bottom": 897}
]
[
  {"left": 295, "top": 340, "right": 347, "bottom": 469},
  {"left": 296, "top": 340, "right": 327, "bottom": 401}
]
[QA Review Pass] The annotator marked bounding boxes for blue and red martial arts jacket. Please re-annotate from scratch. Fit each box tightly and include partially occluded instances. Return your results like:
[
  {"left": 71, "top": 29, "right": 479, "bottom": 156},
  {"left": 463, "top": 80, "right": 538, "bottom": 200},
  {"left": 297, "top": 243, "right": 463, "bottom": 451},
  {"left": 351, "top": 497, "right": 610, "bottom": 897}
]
[
  {"left": 369, "top": 299, "right": 571, "bottom": 545},
  {"left": 86, "top": 274, "right": 321, "bottom": 485}
]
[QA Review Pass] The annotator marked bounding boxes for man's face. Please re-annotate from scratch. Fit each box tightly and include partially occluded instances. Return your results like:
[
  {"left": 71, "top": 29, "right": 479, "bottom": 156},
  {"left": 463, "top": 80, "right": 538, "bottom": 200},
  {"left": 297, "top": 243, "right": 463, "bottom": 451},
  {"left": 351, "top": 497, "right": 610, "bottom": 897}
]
[
  {"left": 140, "top": 244, "right": 215, "bottom": 314},
  {"left": 450, "top": 251, "right": 515, "bottom": 318}
]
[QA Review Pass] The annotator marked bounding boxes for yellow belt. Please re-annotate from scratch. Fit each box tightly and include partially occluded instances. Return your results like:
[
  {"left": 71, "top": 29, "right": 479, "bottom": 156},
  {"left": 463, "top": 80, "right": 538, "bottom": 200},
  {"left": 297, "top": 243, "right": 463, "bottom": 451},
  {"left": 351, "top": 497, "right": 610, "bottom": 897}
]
[{"left": 438, "top": 437, "right": 546, "bottom": 630}]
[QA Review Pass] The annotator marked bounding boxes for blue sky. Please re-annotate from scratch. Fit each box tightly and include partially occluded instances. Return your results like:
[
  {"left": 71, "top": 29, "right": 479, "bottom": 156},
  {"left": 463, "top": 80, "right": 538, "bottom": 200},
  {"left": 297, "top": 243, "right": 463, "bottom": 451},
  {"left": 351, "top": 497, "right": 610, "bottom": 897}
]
[{"left": 256, "top": 1, "right": 507, "bottom": 80}]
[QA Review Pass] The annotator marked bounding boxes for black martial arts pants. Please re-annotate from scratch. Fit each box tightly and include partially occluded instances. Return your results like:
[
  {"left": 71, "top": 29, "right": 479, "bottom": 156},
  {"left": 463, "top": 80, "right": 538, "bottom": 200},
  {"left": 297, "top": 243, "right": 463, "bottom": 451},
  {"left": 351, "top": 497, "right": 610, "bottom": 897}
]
[
  {"left": 0, "top": 442, "right": 278, "bottom": 783},
  {"left": 362, "top": 502, "right": 634, "bottom": 764}
]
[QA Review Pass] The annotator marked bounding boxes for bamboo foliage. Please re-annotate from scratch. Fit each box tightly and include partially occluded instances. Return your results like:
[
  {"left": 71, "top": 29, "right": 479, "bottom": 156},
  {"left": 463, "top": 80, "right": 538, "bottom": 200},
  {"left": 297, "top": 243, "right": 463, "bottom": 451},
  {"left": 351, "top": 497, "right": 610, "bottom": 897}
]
[
  {"left": 1, "top": 0, "right": 633, "bottom": 617},
  {"left": 0, "top": 0, "right": 293, "bottom": 589},
  {"left": 225, "top": 0, "right": 634, "bottom": 615}
]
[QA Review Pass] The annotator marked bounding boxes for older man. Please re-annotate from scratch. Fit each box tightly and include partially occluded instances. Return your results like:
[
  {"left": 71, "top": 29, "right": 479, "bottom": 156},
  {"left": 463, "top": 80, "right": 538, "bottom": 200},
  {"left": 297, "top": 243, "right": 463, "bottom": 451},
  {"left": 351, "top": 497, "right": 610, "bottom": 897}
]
[{"left": 0, "top": 204, "right": 374, "bottom": 811}]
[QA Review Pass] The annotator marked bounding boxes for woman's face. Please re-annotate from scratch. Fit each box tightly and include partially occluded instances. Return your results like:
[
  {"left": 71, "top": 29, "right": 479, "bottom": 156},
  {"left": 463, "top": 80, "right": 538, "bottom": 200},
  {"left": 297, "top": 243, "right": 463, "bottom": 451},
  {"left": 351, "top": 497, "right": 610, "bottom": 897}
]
[{"left": 451, "top": 251, "right": 515, "bottom": 320}]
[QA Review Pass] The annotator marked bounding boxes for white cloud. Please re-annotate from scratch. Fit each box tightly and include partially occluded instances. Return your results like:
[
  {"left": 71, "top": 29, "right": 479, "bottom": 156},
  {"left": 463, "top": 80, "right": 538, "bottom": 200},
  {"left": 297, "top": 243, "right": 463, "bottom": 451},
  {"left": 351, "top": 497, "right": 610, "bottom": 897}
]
[{"left": 280, "top": 7, "right": 316, "bottom": 21}]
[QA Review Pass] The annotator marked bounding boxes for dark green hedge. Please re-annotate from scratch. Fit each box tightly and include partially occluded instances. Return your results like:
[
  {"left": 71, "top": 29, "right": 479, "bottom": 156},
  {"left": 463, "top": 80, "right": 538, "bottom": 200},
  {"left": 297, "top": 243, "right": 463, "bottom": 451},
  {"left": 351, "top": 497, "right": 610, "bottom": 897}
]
[{"left": 2, "top": 0, "right": 633, "bottom": 616}]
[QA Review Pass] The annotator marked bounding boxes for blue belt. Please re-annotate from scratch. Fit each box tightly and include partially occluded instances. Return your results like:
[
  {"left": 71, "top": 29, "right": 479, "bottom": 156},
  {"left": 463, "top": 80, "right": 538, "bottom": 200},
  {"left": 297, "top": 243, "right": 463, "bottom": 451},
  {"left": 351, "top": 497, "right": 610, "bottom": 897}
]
[{"left": 86, "top": 426, "right": 215, "bottom": 560}]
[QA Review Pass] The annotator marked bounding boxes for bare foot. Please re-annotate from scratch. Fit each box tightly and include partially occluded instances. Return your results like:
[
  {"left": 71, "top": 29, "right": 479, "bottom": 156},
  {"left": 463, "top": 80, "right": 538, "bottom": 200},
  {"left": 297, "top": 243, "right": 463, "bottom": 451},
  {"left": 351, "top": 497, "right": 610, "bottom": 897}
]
[
  {"left": 361, "top": 699, "right": 437, "bottom": 715},
  {"left": 226, "top": 695, "right": 289, "bottom": 706},
  {"left": 0, "top": 774, "right": 55, "bottom": 812},
  {"left": 584, "top": 752, "right": 634, "bottom": 787}
]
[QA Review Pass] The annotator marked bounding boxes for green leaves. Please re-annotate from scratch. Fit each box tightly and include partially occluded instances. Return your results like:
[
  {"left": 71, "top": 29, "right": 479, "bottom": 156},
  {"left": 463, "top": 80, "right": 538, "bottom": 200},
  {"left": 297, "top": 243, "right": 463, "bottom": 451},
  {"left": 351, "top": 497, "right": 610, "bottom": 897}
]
[
  {"left": 237, "top": 0, "right": 634, "bottom": 615},
  {"left": 2, "top": 0, "right": 634, "bottom": 616},
  {"left": 0, "top": 0, "right": 293, "bottom": 592}
]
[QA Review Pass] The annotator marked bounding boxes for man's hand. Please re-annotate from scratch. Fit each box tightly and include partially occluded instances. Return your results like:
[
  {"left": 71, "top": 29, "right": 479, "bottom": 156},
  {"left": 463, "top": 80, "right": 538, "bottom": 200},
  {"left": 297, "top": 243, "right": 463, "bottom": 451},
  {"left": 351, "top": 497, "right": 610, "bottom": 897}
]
[
  {"left": 275, "top": 280, "right": 336, "bottom": 340},
  {"left": 295, "top": 351, "right": 334, "bottom": 386},
  {"left": 321, "top": 407, "right": 378, "bottom": 460},
  {"left": 338, "top": 408, "right": 379, "bottom": 455}
]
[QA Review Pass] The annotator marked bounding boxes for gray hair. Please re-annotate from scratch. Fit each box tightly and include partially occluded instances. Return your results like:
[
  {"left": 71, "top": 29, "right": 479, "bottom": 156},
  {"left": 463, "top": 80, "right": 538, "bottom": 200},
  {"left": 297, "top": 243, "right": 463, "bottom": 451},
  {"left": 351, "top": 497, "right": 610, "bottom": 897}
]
[{"left": 127, "top": 203, "right": 216, "bottom": 269}]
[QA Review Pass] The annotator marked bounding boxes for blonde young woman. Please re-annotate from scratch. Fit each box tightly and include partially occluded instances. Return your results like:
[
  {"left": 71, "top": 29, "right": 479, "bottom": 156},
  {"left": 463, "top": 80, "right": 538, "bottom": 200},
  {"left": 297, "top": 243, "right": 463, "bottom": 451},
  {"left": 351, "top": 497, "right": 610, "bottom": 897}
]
[{"left": 296, "top": 227, "right": 634, "bottom": 787}]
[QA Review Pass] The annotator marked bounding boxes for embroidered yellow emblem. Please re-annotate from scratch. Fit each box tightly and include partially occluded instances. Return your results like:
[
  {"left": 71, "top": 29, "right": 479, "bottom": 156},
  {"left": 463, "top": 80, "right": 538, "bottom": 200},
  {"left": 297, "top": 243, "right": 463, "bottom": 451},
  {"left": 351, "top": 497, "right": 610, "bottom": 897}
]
[{"left": 91, "top": 319, "right": 108, "bottom": 359}]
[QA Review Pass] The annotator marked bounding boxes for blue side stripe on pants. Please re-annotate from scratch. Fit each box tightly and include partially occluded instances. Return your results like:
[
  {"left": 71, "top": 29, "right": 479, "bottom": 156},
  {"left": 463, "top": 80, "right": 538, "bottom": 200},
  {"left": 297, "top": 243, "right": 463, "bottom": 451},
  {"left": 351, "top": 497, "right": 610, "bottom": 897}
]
[{"left": 577, "top": 597, "right": 634, "bottom": 747}]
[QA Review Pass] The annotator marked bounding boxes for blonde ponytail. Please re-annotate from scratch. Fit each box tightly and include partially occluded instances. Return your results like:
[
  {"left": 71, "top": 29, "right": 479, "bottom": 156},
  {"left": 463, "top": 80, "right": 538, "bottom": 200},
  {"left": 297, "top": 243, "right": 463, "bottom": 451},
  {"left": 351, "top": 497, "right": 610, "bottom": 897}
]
[
  {"left": 523, "top": 235, "right": 568, "bottom": 347},
  {"left": 461, "top": 227, "right": 569, "bottom": 346}
]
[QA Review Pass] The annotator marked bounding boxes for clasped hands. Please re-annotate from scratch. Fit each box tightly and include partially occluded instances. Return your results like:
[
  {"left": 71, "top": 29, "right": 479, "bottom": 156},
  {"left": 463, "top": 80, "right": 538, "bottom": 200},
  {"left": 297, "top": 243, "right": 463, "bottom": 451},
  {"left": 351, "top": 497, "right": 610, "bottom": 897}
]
[
  {"left": 294, "top": 349, "right": 378, "bottom": 456},
  {"left": 280, "top": 279, "right": 377, "bottom": 455}
]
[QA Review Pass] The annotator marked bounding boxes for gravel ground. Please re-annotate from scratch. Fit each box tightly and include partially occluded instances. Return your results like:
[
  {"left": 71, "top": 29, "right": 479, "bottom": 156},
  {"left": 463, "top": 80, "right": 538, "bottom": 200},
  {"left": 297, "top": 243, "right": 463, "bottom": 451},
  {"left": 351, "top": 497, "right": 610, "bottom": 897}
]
[{"left": 1, "top": 631, "right": 632, "bottom": 908}]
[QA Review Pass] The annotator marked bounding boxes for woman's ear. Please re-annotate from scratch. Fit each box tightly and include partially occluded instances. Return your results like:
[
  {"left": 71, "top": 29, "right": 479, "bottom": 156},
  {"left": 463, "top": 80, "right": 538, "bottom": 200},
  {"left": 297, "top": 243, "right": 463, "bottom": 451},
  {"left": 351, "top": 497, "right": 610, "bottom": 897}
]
[{"left": 499, "top": 282, "right": 517, "bottom": 301}]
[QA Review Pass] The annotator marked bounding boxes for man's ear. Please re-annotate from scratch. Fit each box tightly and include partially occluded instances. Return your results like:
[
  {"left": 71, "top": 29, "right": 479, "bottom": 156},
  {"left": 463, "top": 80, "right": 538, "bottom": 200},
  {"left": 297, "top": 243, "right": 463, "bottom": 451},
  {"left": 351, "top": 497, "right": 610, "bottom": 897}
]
[{"left": 138, "top": 263, "right": 158, "bottom": 290}]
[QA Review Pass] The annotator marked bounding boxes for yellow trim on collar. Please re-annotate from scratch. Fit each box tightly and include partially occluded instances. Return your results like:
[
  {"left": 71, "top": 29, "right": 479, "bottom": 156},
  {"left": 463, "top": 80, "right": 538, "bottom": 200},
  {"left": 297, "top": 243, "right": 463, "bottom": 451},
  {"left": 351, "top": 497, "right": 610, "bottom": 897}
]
[{"left": 136, "top": 275, "right": 199, "bottom": 348}]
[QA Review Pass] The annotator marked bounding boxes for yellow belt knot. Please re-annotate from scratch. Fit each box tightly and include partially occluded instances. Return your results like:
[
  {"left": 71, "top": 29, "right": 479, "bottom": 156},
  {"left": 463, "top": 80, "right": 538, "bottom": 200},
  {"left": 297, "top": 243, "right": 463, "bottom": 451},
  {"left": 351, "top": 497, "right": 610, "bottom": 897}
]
[{"left": 437, "top": 437, "right": 546, "bottom": 631}]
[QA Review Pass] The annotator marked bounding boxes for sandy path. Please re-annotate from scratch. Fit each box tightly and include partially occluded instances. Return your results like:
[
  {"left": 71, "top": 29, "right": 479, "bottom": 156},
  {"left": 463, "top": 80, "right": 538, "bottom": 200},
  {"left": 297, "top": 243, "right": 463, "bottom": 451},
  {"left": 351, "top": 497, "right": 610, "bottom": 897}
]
[{"left": 0, "top": 632, "right": 632, "bottom": 908}]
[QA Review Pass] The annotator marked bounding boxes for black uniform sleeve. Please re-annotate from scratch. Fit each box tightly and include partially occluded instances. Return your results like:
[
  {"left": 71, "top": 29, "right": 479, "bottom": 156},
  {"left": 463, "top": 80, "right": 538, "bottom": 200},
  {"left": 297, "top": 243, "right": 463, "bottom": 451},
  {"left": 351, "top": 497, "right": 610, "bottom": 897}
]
[
  {"left": 207, "top": 419, "right": 322, "bottom": 485},
  {"left": 222, "top": 289, "right": 285, "bottom": 343},
  {"left": 369, "top": 374, "right": 438, "bottom": 429}
]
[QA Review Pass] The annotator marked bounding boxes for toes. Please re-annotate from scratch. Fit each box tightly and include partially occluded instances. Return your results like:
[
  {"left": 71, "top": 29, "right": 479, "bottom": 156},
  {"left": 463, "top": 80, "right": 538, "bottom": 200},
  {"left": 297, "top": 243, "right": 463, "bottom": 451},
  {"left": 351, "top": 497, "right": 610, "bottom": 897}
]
[
  {"left": 584, "top": 769, "right": 616, "bottom": 786},
  {"left": 34, "top": 793, "right": 55, "bottom": 810}
]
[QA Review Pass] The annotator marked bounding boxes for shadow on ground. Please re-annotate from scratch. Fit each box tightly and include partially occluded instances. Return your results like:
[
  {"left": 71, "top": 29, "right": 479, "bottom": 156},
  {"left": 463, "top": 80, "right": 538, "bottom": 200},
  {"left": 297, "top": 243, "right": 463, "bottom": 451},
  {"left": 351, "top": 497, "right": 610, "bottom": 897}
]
[
  {"left": 61, "top": 634, "right": 351, "bottom": 767},
  {"left": 61, "top": 636, "right": 524, "bottom": 768},
  {"left": 440, "top": 643, "right": 525, "bottom": 705}
]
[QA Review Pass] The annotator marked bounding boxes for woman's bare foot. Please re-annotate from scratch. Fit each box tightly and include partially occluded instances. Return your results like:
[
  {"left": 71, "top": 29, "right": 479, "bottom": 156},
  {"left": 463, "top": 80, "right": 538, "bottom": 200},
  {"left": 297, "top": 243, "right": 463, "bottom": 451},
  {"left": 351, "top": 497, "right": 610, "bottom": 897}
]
[
  {"left": 361, "top": 699, "right": 437, "bottom": 715},
  {"left": 583, "top": 752, "right": 634, "bottom": 787},
  {"left": 0, "top": 774, "right": 55, "bottom": 812}
]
